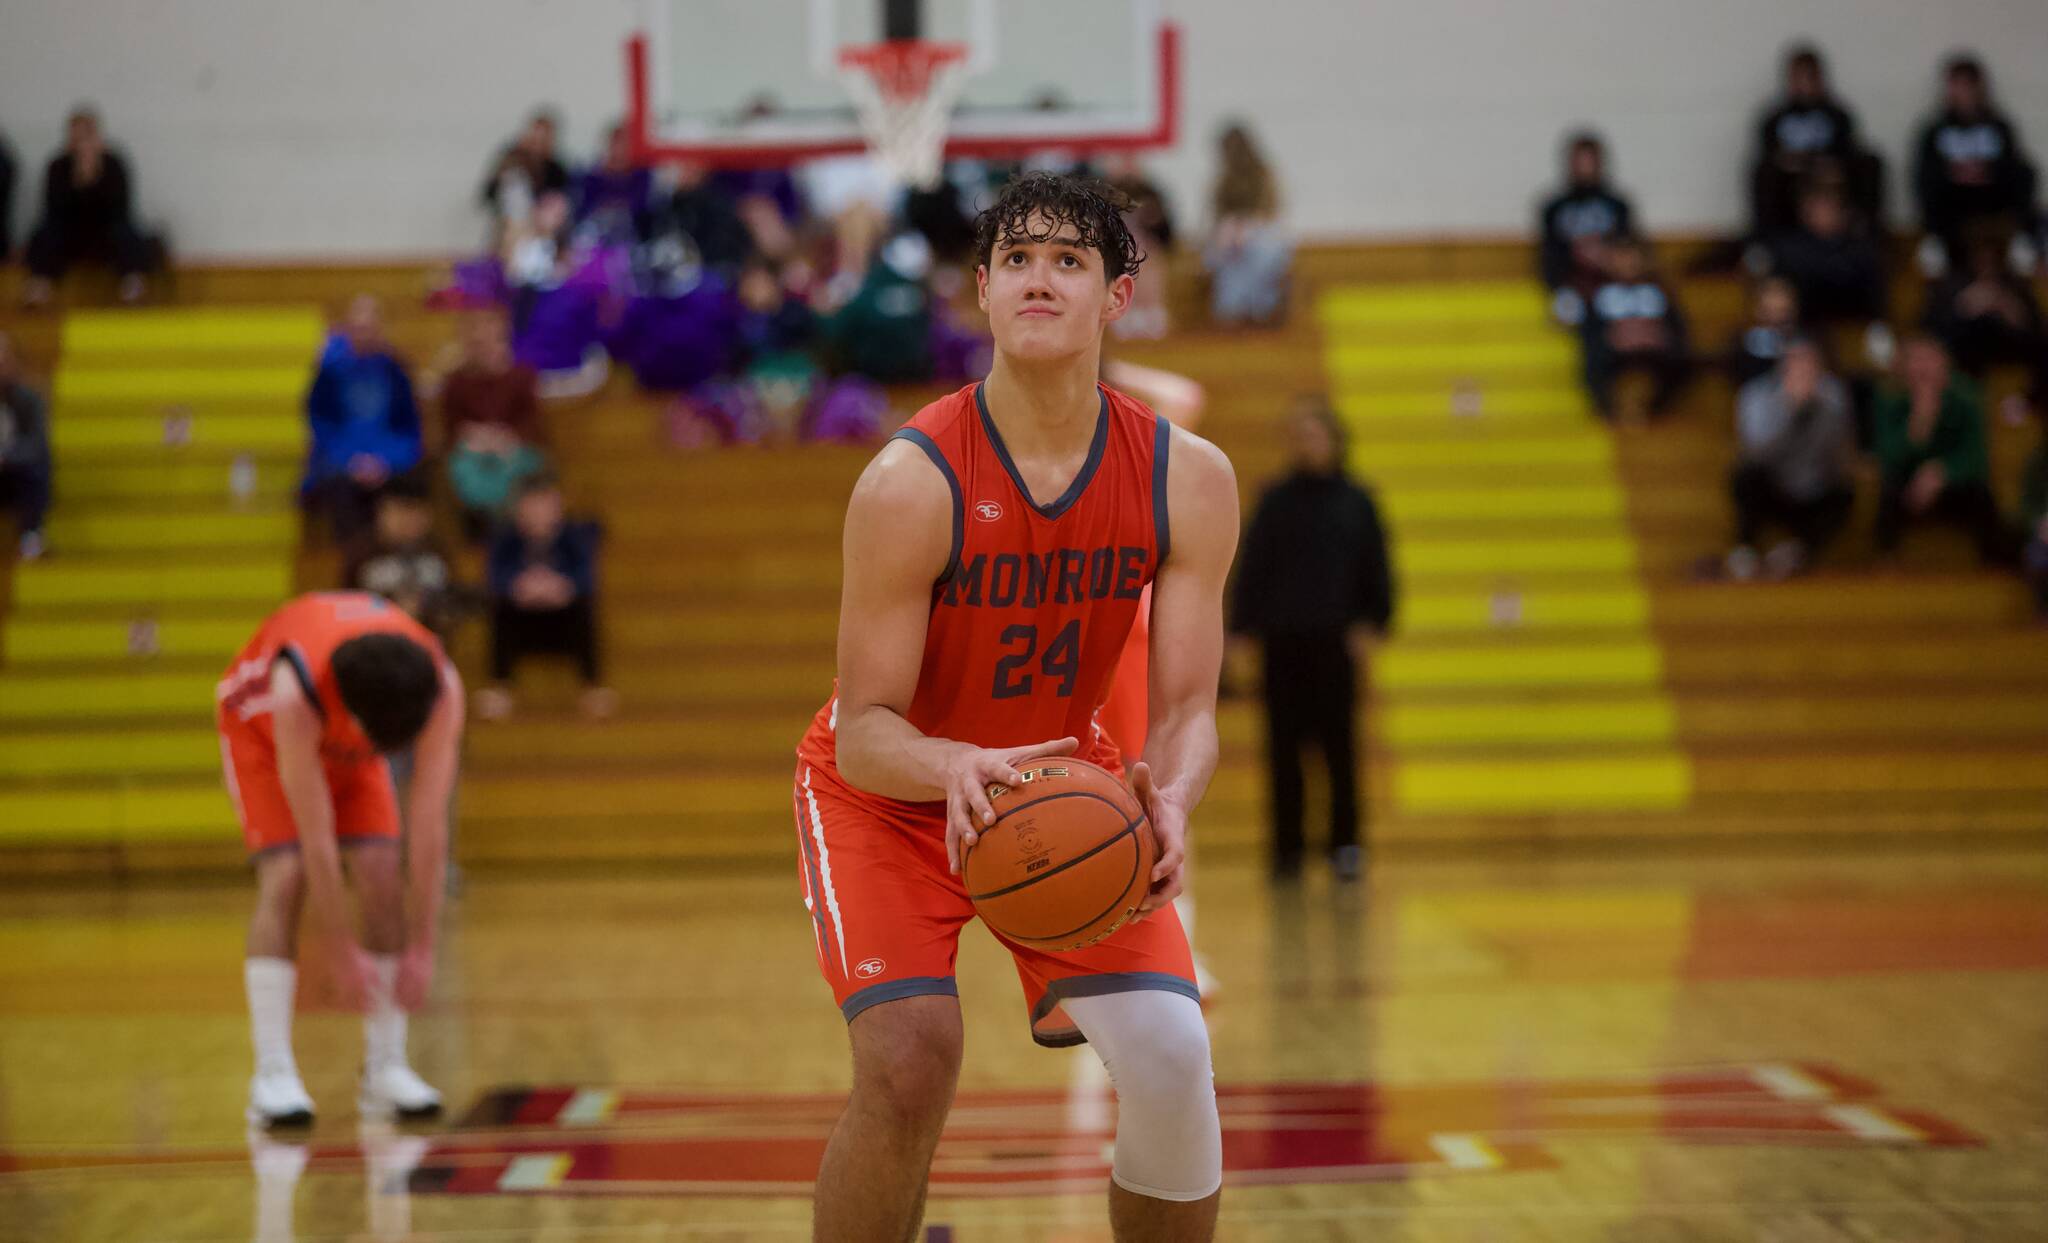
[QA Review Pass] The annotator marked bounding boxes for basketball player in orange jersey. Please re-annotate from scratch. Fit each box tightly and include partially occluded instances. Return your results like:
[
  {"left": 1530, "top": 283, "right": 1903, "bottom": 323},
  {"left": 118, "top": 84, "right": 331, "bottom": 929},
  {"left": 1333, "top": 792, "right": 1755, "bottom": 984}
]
[
  {"left": 794, "top": 172, "right": 1239, "bottom": 1241},
  {"left": 217, "top": 591, "right": 463, "bottom": 1128}
]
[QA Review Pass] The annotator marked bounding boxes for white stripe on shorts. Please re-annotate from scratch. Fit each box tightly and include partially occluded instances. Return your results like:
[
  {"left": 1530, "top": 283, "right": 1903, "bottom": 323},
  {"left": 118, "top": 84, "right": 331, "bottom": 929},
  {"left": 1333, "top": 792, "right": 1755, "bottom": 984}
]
[{"left": 802, "top": 767, "right": 850, "bottom": 978}]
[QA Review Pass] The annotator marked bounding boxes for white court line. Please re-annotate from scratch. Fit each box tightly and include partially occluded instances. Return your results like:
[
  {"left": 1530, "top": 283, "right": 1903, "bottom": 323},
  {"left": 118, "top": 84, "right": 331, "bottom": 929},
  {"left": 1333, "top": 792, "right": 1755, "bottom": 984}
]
[
  {"left": 557, "top": 1088, "right": 619, "bottom": 1126},
  {"left": 495, "top": 1153, "right": 571, "bottom": 1191}
]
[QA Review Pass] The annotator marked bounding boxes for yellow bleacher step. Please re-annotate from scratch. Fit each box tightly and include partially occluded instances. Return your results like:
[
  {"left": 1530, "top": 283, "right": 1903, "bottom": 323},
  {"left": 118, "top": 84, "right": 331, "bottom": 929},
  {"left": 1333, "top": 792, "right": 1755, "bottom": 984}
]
[
  {"left": 1379, "top": 483, "right": 1625, "bottom": 523},
  {"left": 1319, "top": 282, "right": 1551, "bottom": 327},
  {"left": 53, "top": 409, "right": 303, "bottom": 453},
  {"left": 1352, "top": 436, "right": 1611, "bottom": 473},
  {"left": 0, "top": 670, "right": 219, "bottom": 720},
  {"left": 1383, "top": 698, "right": 1675, "bottom": 746},
  {"left": 43, "top": 510, "right": 295, "bottom": 552},
  {"left": 0, "top": 782, "right": 229, "bottom": 844},
  {"left": 1401, "top": 583, "right": 1649, "bottom": 632},
  {"left": 1395, "top": 753, "right": 1693, "bottom": 814},
  {"left": 4, "top": 614, "right": 264, "bottom": 663},
  {"left": 1399, "top": 533, "right": 1636, "bottom": 577},
  {"left": 1326, "top": 341, "right": 1576, "bottom": 387},
  {"left": 56, "top": 459, "right": 300, "bottom": 503},
  {"left": 54, "top": 366, "right": 309, "bottom": 404},
  {"left": 62, "top": 307, "right": 325, "bottom": 356},
  {"left": 1335, "top": 385, "right": 1590, "bottom": 420},
  {"left": 12, "top": 558, "right": 289, "bottom": 609},
  {"left": 0, "top": 730, "right": 219, "bottom": 781},
  {"left": 1379, "top": 638, "right": 1662, "bottom": 690}
]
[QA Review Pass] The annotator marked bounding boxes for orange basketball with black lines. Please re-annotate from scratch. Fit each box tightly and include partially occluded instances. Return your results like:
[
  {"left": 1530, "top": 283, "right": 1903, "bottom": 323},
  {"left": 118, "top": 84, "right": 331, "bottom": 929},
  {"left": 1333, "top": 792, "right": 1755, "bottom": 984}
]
[{"left": 963, "top": 757, "right": 1156, "bottom": 952}]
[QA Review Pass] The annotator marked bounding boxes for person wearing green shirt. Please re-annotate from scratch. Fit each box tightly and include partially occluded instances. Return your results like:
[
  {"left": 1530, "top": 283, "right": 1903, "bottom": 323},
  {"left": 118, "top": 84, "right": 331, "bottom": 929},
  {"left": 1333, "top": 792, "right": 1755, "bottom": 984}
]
[
  {"left": 2021, "top": 422, "right": 2048, "bottom": 618},
  {"left": 1871, "top": 335, "right": 2015, "bottom": 564}
]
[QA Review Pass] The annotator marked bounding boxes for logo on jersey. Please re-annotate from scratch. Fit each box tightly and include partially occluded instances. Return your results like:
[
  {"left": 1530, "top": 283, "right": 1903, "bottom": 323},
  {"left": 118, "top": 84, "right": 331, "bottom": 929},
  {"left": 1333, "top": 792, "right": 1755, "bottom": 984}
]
[
  {"left": 974, "top": 500, "right": 1004, "bottom": 522},
  {"left": 854, "top": 958, "right": 886, "bottom": 979}
]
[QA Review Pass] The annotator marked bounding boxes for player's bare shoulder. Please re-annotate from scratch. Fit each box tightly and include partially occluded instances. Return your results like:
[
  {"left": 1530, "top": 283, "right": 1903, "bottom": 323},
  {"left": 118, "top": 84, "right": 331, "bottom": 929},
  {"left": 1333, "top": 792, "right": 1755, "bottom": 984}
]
[
  {"left": 1162, "top": 423, "right": 1240, "bottom": 564},
  {"left": 842, "top": 433, "right": 957, "bottom": 584}
]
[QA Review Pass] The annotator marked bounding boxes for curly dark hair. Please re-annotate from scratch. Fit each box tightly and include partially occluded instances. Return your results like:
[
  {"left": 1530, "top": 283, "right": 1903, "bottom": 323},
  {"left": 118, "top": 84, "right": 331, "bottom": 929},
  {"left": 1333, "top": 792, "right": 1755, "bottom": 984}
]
[
  {"left": 973, "top": 171, "right": 1145, "bottom": 282},
  {"left": 332, "top": 633, "right": 442, "bottom": 753}
]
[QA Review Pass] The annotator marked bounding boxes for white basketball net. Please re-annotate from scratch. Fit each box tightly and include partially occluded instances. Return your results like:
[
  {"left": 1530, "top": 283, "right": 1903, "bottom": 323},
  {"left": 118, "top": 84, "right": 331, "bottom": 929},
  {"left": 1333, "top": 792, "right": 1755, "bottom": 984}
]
[{"left": 837, "top": 42, "right": 971, "bottom": 192}]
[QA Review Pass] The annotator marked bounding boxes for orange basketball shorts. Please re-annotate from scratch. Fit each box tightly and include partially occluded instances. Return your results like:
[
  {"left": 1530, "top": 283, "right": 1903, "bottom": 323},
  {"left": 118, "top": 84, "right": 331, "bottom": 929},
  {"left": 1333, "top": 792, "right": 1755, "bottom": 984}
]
[
  {"left": 218, "top": 723, "right": 400, "bottom": 855},
  {"left": 791, "top": 760, "right": 1196, "bottom": 1047}
]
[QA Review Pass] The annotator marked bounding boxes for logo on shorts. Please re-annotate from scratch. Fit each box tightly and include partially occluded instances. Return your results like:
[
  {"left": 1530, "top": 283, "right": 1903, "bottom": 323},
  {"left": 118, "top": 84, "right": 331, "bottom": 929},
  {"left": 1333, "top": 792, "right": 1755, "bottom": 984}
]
[
  {"left": 854, "top": 958, "right": 886, "bottom": 979},
  {"left": 974, "top": 500, "right": 1004, "bottom": 522}
]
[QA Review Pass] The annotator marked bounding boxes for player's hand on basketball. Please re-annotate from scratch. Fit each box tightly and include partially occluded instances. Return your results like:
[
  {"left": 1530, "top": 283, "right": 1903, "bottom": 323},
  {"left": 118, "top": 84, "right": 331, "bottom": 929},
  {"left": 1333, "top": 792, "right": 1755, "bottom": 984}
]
[
  {"left": 1129, "top": 762, "right": 1188, "bottom": 916},
  {"left": 396, "top": 943, "right": 435, "bottom": 1011},
  {"left": 944, "top": 735, "right": 1079, "bottom": 875}
]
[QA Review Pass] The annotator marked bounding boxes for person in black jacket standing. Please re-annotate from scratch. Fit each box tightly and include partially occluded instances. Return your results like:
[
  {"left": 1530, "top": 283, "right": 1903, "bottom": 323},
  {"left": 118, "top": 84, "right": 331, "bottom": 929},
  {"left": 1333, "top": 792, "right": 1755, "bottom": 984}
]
[{"left": 1230, "top": 398, "right": 1395, "bottom": 882}]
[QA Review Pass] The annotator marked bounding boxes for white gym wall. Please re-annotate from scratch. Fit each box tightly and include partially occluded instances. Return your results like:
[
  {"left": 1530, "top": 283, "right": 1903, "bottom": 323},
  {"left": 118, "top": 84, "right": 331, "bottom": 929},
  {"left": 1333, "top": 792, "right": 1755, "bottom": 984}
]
[{"left": 0, "top": 0, "right": 2042, "bottom": 258}]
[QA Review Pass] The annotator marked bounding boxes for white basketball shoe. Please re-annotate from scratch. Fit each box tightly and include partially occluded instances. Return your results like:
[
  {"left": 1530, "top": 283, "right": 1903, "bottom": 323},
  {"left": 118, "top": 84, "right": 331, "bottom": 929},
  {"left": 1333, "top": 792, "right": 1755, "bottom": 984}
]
[
  {"left": 247, "top": 1065, "right": 316, "bottom": 1130},
  {"left": 359, "top": 1061, "right": 443, "bottom": 1121}
]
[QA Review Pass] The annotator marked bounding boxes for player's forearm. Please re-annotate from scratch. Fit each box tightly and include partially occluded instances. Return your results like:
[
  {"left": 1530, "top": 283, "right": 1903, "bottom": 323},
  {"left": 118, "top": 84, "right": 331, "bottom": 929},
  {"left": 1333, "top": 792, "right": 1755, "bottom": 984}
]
[
  {"left": 1141, "top": 705, "right": 1220, "bottom": 816},
  {"left": 402, "top": 806, "right": 446, "bottom": 946},
  {"left": 288, "top": 800, "right": 353, "bottom": 936},
  {"left": 835, "top": 704, "right": 971, "bottom": 801}
]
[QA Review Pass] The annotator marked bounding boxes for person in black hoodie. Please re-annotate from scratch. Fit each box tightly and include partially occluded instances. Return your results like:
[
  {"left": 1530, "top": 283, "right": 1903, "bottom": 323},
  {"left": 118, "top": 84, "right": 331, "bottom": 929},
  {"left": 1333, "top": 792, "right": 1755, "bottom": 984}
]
[
  {"left": 1581, "top": 237, "right": 1691, "bottom": 420},
  {"left": 1229, "top": 397, "right": 1394, "bottom": 882},
  {"left": 22, "top": 108, "right": 152, "bottom": 306},
  {"left": 1913, "top": 55, "right": 2038, "bottom": 266},
  {"left": 1922, "top": 232, "right": 2048, "bottom": 407},
  {"left": 1538, "top": 132, "right": 1635, "bottom": 325},
  {"left": 1761, "top": 184, "right": 1887, "bottom": 326},
  {"left": 1751, "top": 43, "right": 1882, "bottom": 238}
]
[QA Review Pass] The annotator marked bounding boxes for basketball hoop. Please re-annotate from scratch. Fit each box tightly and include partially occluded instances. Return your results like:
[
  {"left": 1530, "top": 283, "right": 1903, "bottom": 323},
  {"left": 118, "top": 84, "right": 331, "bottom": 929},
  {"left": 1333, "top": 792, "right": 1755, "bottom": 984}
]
[{"left": 836, "top": 40, "right": 971, "bottom": 191}]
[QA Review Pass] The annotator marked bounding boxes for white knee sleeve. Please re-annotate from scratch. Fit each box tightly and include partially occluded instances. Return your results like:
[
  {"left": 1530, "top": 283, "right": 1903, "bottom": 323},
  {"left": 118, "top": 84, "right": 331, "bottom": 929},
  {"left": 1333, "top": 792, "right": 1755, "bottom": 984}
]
[{"left": 1062, "top": 989, "right": 1222, "bottom": 1202}]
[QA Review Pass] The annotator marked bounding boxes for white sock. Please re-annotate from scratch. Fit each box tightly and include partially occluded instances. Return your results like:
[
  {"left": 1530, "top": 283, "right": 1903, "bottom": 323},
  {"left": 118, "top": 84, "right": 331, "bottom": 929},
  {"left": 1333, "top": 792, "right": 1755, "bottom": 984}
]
[
  {"left": 245, "top": 958, "right": 299, "bottom": 1077},
  {"left": 364, "top": 955, "right": 408, "bottom": 1070}
]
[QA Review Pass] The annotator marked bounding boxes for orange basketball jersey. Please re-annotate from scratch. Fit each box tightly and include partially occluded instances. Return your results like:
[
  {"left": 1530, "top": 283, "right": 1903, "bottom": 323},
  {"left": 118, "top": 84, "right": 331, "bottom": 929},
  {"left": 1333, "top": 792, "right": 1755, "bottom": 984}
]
[
  {"left": 798, "top": 382, "right": 1170, "bottom": 796},
  {"left": 217, "top": 592, "right": 449, "bottom": 769}
]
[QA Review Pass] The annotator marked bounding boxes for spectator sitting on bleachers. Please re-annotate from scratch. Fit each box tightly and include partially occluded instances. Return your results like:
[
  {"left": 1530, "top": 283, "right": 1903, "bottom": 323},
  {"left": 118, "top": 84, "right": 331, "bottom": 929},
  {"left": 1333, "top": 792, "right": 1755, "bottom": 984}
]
[
  {"left": 734, "top": 257, "right": 822, "bottom": 442},
  {"left": 344, "top": 473, "right": 465, "bottom": 641},
  {"left": 801, "top": 152, "right": 899, "bottom": 307},
  {"left": 1538, "top": 131, "right": 1635, "bottom": 325},
  {"left": 711, "top": 163, "right": 803, "bottom": 267},
  {"left": 1921, "top": 231, "right": 2047, "bottom": 399},
  {"left": 1204, "top": 122, "right": 1293, "bottom": 326},
  {"left": 822, "top": 232, "right": 934, "bottom": 383},
  {"left": 441, "top": 314, "right": 547, "bottom": 536},
  {"left": 22, "top": 107, "right": 152, "bottom": 307},
  {"left": 1912, "top": 55, "right": 2039, "bottom": 274},
  {"left": 1872, "top": 335, "right": 2014, "bottom": 565},
  {"left": 302, "top": 295, "right": 424, "bottom": 544},
  {"left": 481, "top": 109, "right": 571, "bottom": 241},
  {"left": 574, "top": 123, "right": 657, "bottom": 242},
  {"left": 478, "top": 473, "right": 613, "bottom": 721},
  {"left": 2020, "top": 418, "right": 2048, "bottom": 620},
  {"left": 0, "top": 332, "right": 52, "bottom": 561},
  {"left": 1580, "top": 237, "right": 1691, "bottom": 421},
  {"left": 1724, "top": 337, "right": 1855, "bottom": 581},
  {"left": 666, "top": 162, "right": 758, "bottom": 276},
  {"left": 1727, "top": 277, "right": 1803, "bottom": 389},
  {"left": 1759, "top": 185, "right": 1887, "bottom": 326},
  {"left": 1750, "top": 43, "right": 1882, "bottom": 239}
]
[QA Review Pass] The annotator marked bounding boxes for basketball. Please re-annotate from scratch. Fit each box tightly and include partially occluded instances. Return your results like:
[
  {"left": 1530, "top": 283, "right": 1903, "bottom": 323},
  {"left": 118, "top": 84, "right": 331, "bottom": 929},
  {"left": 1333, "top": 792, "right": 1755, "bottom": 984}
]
[{"left": 963, "top": 758, "right": 1157, "bottom": 952}]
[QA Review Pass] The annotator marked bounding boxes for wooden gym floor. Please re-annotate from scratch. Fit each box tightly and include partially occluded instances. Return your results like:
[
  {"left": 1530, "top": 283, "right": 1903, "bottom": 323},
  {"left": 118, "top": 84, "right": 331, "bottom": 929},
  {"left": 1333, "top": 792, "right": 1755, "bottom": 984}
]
[{"left": 3, "top": 842, "right": 2046, "bottom": 1241}]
